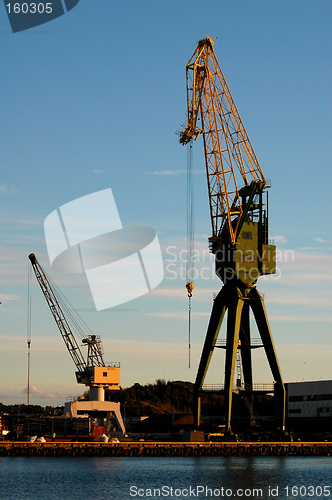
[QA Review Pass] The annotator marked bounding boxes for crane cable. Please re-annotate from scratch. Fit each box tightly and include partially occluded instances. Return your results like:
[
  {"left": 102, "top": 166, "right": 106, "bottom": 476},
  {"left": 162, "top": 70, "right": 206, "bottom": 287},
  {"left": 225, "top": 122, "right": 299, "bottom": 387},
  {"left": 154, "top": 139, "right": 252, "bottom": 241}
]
[
  {"left": 33, "top": 261, "right": 95, "bottom": 343},
  {"left": 186, "top": 140, "right": 194, "bottom": 368},
  {"left": 27, "top": 261, "right": 32, "bottom": 405}
]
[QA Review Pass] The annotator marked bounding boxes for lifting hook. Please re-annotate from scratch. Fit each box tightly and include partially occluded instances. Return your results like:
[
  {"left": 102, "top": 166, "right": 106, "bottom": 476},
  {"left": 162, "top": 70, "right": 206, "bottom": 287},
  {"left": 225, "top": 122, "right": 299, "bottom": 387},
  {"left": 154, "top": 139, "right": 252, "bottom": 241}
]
[{"left": 186, "top": 281, "right": 194, "bottom": 298}]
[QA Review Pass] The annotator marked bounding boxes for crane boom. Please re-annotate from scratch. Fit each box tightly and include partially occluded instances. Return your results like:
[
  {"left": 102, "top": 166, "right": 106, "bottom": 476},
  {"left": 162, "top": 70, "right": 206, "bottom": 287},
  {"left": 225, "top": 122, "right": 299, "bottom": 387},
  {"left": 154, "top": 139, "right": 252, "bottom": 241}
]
[
  {"left": 180, "top": 37, "right": 265, "bottom": 244},
  {"left": 28, "top": 253, "right": 119, "bottom": 388},
  {"left": 29, "top": 253, "right": 87, "bottom": 374}
]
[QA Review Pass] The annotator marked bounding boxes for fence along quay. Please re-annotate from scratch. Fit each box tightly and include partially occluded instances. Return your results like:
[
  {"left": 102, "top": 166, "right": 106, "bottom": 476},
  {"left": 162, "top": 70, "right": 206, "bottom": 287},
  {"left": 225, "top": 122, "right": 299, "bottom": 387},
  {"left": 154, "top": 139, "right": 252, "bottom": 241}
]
[{"left": 0, "top": 441, "right": 331, "bottom": 457}]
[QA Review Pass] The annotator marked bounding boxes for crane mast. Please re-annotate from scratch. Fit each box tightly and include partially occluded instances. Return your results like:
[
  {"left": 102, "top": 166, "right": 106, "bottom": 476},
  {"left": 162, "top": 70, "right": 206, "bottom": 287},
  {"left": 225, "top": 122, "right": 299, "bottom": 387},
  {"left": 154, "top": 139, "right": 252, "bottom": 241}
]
[{"left": 180, "top": 38, "right": 285, "bottom": 432}]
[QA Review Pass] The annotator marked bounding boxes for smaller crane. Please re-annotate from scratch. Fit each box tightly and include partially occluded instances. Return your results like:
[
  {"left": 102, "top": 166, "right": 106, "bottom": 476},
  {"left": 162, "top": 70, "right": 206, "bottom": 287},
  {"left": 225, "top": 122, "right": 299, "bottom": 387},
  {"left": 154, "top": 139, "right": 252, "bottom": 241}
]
[{"left": 28, "top": 253, "right": 125, "bottom": 435}]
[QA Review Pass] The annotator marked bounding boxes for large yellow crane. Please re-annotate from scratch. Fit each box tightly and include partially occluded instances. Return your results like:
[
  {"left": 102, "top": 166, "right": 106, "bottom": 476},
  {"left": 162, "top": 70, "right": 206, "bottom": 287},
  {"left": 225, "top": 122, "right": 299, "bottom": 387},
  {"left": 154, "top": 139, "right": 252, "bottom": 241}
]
[{"left": 180, "top": 38, "right": 285, "bottom": 432}]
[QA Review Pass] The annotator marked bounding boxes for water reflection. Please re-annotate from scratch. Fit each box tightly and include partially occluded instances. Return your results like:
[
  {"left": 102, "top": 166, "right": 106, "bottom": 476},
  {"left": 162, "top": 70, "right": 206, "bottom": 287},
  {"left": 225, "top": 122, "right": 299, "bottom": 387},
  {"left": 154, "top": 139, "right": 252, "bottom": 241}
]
[{"left": 0, "top": 456, "right": 330, "bottom": 500}]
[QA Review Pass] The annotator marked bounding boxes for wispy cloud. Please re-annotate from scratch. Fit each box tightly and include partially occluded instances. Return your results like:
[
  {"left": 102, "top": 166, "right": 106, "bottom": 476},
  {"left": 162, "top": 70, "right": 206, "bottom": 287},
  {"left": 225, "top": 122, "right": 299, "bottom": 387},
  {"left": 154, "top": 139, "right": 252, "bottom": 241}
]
[
  {"left": 22, "top": 385, "right": 69, "bottom": 399},
  {"left": 0, "top": 294, "right": 21, "bottom": 302},
  {"left": 0, "top": 217, "right": 42, "bottom": 226},
  {"left": 271, "top": 235, "right": 287, "bottom": 244},
  {"left": 150, "top": 288, "right": 186, "bottom": 298},
  {"left": 150, "top": 169, "right": 186, "bottom": 176},
  {"left": 267, "top": 294, "right": 331, "bottom": 308},
  {"left": 149, "top": 169, "right": 204, "bottom": 175},
  {"left": 89, "top": 169, "right": 105, "bottom": 174},
  {"left": 269, "top": 315, "right": 332, "bottom": 323},
  {"left": 146, "top": 311, "right": 209, "bottom": 320},
  {"left": 313, "top": 237, "right": 328, "bottom": 243},
  {"left": 0, "top": 184, "right": 17, "bottom": 194}
]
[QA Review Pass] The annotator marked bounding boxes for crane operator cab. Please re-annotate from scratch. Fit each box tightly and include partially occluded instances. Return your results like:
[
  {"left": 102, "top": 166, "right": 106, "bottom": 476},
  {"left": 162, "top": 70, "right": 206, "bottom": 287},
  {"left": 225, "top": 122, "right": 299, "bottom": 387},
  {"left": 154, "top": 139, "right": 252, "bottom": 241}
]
[{"left": 209, "top": 182, "right": 276, "bottom": 287}]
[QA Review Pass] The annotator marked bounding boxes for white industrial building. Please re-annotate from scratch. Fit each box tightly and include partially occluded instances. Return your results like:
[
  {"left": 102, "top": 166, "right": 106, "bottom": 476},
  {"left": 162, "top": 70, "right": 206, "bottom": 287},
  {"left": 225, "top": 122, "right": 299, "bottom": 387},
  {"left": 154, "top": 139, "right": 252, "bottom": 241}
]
[{"left": 286, "top": 380, "right": 332, "bottom": 420}]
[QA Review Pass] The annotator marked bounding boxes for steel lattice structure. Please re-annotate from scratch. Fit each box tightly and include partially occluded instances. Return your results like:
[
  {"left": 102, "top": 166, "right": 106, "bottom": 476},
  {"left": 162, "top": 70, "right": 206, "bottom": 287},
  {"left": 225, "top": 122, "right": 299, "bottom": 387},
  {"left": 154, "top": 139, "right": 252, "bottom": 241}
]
[
  {"left": 28, "top": 253, "right": 106, "bottom": 385},
  {"left": 180, "top": 38, "right": 285, "bottom": 432},
  {"left": 180, "top": 37, "right": 265, "bottom": 244}
]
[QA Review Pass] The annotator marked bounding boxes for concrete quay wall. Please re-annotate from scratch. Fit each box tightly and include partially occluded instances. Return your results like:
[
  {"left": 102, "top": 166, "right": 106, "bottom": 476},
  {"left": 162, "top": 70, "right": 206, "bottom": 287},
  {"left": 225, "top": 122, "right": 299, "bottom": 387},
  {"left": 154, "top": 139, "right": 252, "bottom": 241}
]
[{"left": 0, "top": 442, "right": 331, "bottom": 457}]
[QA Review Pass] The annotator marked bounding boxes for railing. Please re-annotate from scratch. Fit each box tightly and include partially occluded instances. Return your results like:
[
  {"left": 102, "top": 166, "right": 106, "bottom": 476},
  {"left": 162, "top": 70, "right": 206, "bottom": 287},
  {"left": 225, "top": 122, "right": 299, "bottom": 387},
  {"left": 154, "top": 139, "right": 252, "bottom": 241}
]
[
  {"left": 202, "top": 383, "right": 275, "bottom": 392},
  {"left": 214, "top": 338, "right": 263, "bottom": 348}
]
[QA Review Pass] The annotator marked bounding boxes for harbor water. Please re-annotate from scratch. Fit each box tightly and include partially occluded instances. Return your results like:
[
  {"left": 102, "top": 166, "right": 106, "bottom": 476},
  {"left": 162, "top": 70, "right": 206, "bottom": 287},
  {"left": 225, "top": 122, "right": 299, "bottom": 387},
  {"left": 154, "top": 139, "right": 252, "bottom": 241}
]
[{"left": 0, "top": 456, "right": 331, "bottom": 499}]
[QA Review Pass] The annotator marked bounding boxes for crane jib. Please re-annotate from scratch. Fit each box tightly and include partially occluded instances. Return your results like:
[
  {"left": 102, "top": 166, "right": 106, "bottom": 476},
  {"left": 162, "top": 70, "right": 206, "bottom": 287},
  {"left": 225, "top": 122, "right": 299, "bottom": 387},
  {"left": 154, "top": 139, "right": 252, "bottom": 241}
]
[
  {"left": 180, "top": 38, "right": 265, "bottom": 240},
  {"left": 28, "top": 253, "right": 121, "bottom": 390},
  {"left": 179, "top": 38, "right": 274, "bottom": 286}
]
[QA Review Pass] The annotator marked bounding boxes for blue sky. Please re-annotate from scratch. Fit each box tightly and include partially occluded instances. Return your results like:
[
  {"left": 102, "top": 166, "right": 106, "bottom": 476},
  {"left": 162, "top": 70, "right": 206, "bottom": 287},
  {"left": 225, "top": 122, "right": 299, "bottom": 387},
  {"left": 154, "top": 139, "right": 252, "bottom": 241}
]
[{"left": 0, "top": 0, "right": 331, "bottom": 405}]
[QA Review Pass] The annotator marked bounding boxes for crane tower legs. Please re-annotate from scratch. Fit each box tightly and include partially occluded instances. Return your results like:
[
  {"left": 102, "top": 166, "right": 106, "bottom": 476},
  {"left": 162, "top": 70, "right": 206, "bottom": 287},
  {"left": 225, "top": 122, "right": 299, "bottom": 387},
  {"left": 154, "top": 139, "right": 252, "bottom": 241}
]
[{"left": 193, "top": 284, "right": 285, "bottom": 432}]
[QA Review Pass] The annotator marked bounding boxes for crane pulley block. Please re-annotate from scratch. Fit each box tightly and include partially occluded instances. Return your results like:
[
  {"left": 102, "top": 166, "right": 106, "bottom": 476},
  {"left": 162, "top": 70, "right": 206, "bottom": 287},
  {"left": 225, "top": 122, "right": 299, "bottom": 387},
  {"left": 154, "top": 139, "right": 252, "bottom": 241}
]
[{"left": 186, "top": 281, "right": 194, "bottom": 297}]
